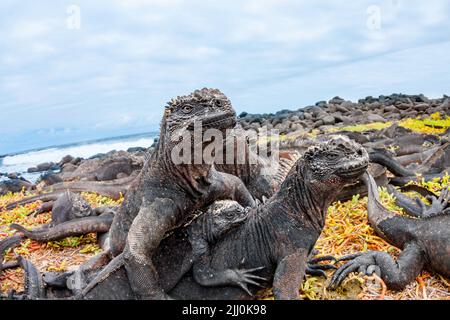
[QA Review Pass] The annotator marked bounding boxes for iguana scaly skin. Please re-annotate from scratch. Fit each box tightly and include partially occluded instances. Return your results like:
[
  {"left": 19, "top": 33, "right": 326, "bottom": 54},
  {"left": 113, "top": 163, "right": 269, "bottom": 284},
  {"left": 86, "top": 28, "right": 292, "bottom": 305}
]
[
  {"left": 108, "top": 88, "right": 255, "bottom": 299},
  {"left": 71, "top": 200, "right": 256, "bottom": 299},
  {"left": 330, "top": 172, "right": 450, "bottom": 291},
  {"left": 73, "top": 135, "right": 369, "bottom": 300}
]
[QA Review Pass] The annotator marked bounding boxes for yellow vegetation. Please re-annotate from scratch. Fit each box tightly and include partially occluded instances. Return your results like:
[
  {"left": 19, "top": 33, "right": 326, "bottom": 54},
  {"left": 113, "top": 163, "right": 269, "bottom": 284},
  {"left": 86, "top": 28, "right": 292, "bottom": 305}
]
[
  {"left": 338, "top": 122, "right": 393, "bottom": 133},
  {"left": 398, "top": 112, "right": 450, "bottom": 134},
  {"left": 1, "top": 132, "right": 450, "bottom": 298}
]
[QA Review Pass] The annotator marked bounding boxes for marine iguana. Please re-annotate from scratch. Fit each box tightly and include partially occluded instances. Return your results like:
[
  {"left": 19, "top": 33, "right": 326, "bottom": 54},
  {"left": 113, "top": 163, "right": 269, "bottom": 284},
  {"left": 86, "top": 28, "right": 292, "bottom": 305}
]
[
  {"left": 108, "top": 88, "right": 255, "bottom": 299},
  {"left": 2, "top": 192, "right": 116, "bottom": 251},
  {"left": 43, "top": 200, "right": 325, "bottom": 299},
  {"left": 70, "top": 135, "right": 369, "bottom": 300},
  {"left": 329, "top": 171, "right": 450, "bottom": 291}
]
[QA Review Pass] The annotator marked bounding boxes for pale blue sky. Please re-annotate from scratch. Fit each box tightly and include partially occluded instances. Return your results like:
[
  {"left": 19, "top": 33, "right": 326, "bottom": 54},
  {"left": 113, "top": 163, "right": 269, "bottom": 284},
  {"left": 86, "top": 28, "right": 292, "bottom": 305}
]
[{"left": 0, "top": 0, "right": 449, "bottom": 154}]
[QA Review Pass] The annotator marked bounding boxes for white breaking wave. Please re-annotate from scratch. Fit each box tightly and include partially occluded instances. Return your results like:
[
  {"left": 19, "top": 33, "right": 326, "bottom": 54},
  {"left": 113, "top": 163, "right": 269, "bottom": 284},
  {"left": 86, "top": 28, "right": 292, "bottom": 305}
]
[{"left": 0, "top": 136, "right": 155, "bottom": 182}]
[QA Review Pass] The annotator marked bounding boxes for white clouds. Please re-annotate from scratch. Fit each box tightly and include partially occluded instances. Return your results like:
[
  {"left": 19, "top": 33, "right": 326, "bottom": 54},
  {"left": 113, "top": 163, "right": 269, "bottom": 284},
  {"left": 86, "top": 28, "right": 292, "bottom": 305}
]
[
  {"left": 0, "top": 0, "right": 449, "bottom": 153},
  {"left": 9, "top": 20, "right": 52, "bottom": 38},
  {"left": 416, "top": 1, "right": 449, "bottom": 26},
  {"left": 31, "top": 43, "right": 57, "bottom": 55}
]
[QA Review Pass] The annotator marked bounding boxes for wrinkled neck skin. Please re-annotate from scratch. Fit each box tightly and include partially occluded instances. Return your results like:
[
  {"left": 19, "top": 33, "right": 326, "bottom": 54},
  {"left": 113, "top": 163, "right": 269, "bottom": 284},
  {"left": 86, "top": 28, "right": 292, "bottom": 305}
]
[
  {"left": 268, "top": 161, "right": 343, "bottom": 231},
  {"left": 143, "top": 124, "right": 213, "bottom": 199}
]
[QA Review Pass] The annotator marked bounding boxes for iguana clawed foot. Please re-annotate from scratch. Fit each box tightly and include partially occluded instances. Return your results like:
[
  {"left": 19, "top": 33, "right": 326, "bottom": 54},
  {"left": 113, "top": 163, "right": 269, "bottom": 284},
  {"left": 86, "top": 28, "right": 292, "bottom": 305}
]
[
  {"left": 328, "top": 251, "right": 381, "bottom": 289},
  {"left": 306, "top": 255, "right": 337, "bottom": 278},
  {"left": 416, "top": 187, "right": 450, "bottom": 218},
  {"left": 227, "top": 267, "right": 267, "bottom": 296}
]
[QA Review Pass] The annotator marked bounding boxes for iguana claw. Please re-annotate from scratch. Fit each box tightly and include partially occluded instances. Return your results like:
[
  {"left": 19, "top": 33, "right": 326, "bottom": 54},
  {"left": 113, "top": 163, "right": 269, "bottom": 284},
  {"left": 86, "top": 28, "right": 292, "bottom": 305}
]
[
  {"left": 231, "top": 267, "right": 267, "bottom": 296},
  {"left": 328, "top": 251, "right": 379, "bottom": 289},
  {"left": 416, "top": 187, "right": 450, "bottom": 218},
  {"left": 305, "top": 255, "right": 337, "bottom": 277}
]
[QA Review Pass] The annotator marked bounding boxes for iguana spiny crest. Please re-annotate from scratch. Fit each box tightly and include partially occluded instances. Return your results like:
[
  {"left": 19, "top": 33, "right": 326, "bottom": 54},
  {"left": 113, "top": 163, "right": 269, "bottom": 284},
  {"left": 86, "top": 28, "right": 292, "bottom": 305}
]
[
  {"left": 303, "top": 135, "right": 369, "bottom": 183},
  {"left": 163, "top": 88, "right": 236, "bottom": 134}
]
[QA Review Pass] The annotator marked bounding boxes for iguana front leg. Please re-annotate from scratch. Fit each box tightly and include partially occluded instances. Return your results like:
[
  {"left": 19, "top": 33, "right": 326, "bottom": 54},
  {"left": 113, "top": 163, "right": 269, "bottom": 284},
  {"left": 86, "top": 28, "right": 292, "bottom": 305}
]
[
  {"left": 272, "top": 249, "right": 308, "bottom": 300},
  {"left": 123, "top": 198, "right": 179, "bottom": 300},
  {"left": 329, "top": 243, "right": 425, "bottom": 291},
  {"left": 417, "top": 187, "right": 450, "bottom": 218},
  {"left": 191, "top": 237, "right": 266, "bottom": 295}
]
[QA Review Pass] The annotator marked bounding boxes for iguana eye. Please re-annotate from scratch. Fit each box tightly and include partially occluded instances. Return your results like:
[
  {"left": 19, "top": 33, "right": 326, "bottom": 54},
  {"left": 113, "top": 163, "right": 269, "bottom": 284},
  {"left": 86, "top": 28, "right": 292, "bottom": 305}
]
[
  {"left": 182, "top": 105, "right": 193, "bottom": 114},
  {"left": 327, "top": 153, "right": 339, "bottom": 160},
  {"left": 226, "top": 212, "right": 235, "bottom": 219}
]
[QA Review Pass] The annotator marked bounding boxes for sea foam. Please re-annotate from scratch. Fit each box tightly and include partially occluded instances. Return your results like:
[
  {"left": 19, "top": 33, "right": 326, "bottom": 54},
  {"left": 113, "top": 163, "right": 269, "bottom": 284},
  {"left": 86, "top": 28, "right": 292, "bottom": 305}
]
[{"left": 0, "top": 135, "right": 155, "bottom": 182}]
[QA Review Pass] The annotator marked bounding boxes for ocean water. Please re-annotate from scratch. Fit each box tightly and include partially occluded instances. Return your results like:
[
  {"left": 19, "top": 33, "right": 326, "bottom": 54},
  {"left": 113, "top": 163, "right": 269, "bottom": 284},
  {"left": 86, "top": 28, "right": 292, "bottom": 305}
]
[{"left": 0, "top": 132, "right": 157, "bottom": 183}]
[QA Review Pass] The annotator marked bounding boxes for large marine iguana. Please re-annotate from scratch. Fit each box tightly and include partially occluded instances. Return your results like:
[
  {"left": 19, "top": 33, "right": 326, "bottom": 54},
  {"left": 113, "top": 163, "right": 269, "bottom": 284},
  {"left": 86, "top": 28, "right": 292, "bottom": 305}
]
[
  {"left": 71, "top": 135, "right": 369, "bottom": 300},
  {"left": 108, "top": 88, "right": 255, "bottom": 299},
  {"left": 329, "top": 172, "right": 450, "bottom": 291}
]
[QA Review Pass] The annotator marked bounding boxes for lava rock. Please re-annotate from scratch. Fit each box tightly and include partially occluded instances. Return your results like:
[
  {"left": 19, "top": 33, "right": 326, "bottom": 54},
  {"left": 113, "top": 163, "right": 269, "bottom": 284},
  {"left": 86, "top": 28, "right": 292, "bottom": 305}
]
[
  {"left": 127, "top": 147, "right": 147, "bottom": 153},
  {"left": 367, "top": 114, "right": 387, "bottom": 123},
  {"left": 322, "top": 115, "right": 336, "bottom": 125}
]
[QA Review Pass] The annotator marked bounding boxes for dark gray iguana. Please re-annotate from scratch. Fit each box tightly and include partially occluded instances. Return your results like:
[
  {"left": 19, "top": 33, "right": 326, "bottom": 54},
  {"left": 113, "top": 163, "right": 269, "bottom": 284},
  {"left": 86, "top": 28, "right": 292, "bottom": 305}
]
[
  {"left": 3, "top": 191, "right": 115, "bottom": 250},
  {"left": 107, "top": 88, "right": 256, "bottom": 299},
  {"left": 71, "top": 135, "right": 369, "bottom": 300},
  {"left": 329, "top": 172, "right": 450, "bottom": 291}
]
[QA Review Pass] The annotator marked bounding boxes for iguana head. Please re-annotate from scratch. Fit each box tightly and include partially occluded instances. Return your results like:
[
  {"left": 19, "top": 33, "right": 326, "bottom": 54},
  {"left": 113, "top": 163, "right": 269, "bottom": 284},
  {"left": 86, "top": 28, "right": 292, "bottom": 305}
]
[
  {"left": 303, "top": 135, "right": 369, "bottom": 185},
  {"left": 68, "top": 192, "right": 92, "bottom": 218},
  {"left": 162, "top": 88, "right": 236, "bottom": 136},
  {"left": 203, "top": 200, "right": 249, "bottom": 243}
]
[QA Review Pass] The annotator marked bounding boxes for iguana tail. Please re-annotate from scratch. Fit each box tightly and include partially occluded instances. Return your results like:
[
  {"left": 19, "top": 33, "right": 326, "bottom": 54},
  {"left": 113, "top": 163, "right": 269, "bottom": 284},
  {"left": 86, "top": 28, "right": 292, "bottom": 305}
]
[
  {"left": 369, "top": 150, "right": 415, "bottom": 177},
  {"left": 16, "top": 254, "right": 46, "bottom": 299},
  {"left": 5, "top": 192, "right": 60, "bottom": 210},
  {"left": 10, "top": 214, "right": 113, "bottom": 242},
  {"left": 75, "top": 253, "right": 125, "bottom": 299}
]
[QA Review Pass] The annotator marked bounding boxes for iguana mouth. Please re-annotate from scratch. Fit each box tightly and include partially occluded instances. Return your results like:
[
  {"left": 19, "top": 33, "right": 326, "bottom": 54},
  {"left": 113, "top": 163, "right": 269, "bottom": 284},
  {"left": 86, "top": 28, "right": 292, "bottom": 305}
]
[
  {"left": 187, "top": 112, "right": 236, "bottom": 131},
  {"left": 337, "top": 163, "right": 368, "bottom": 179}
]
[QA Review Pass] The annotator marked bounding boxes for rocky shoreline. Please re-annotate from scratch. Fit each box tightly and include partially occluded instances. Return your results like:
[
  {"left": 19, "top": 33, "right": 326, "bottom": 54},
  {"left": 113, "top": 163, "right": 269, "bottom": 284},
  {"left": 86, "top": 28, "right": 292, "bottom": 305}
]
[{"left": 238, "top": 93, "right": 449, "bottom": 135}]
